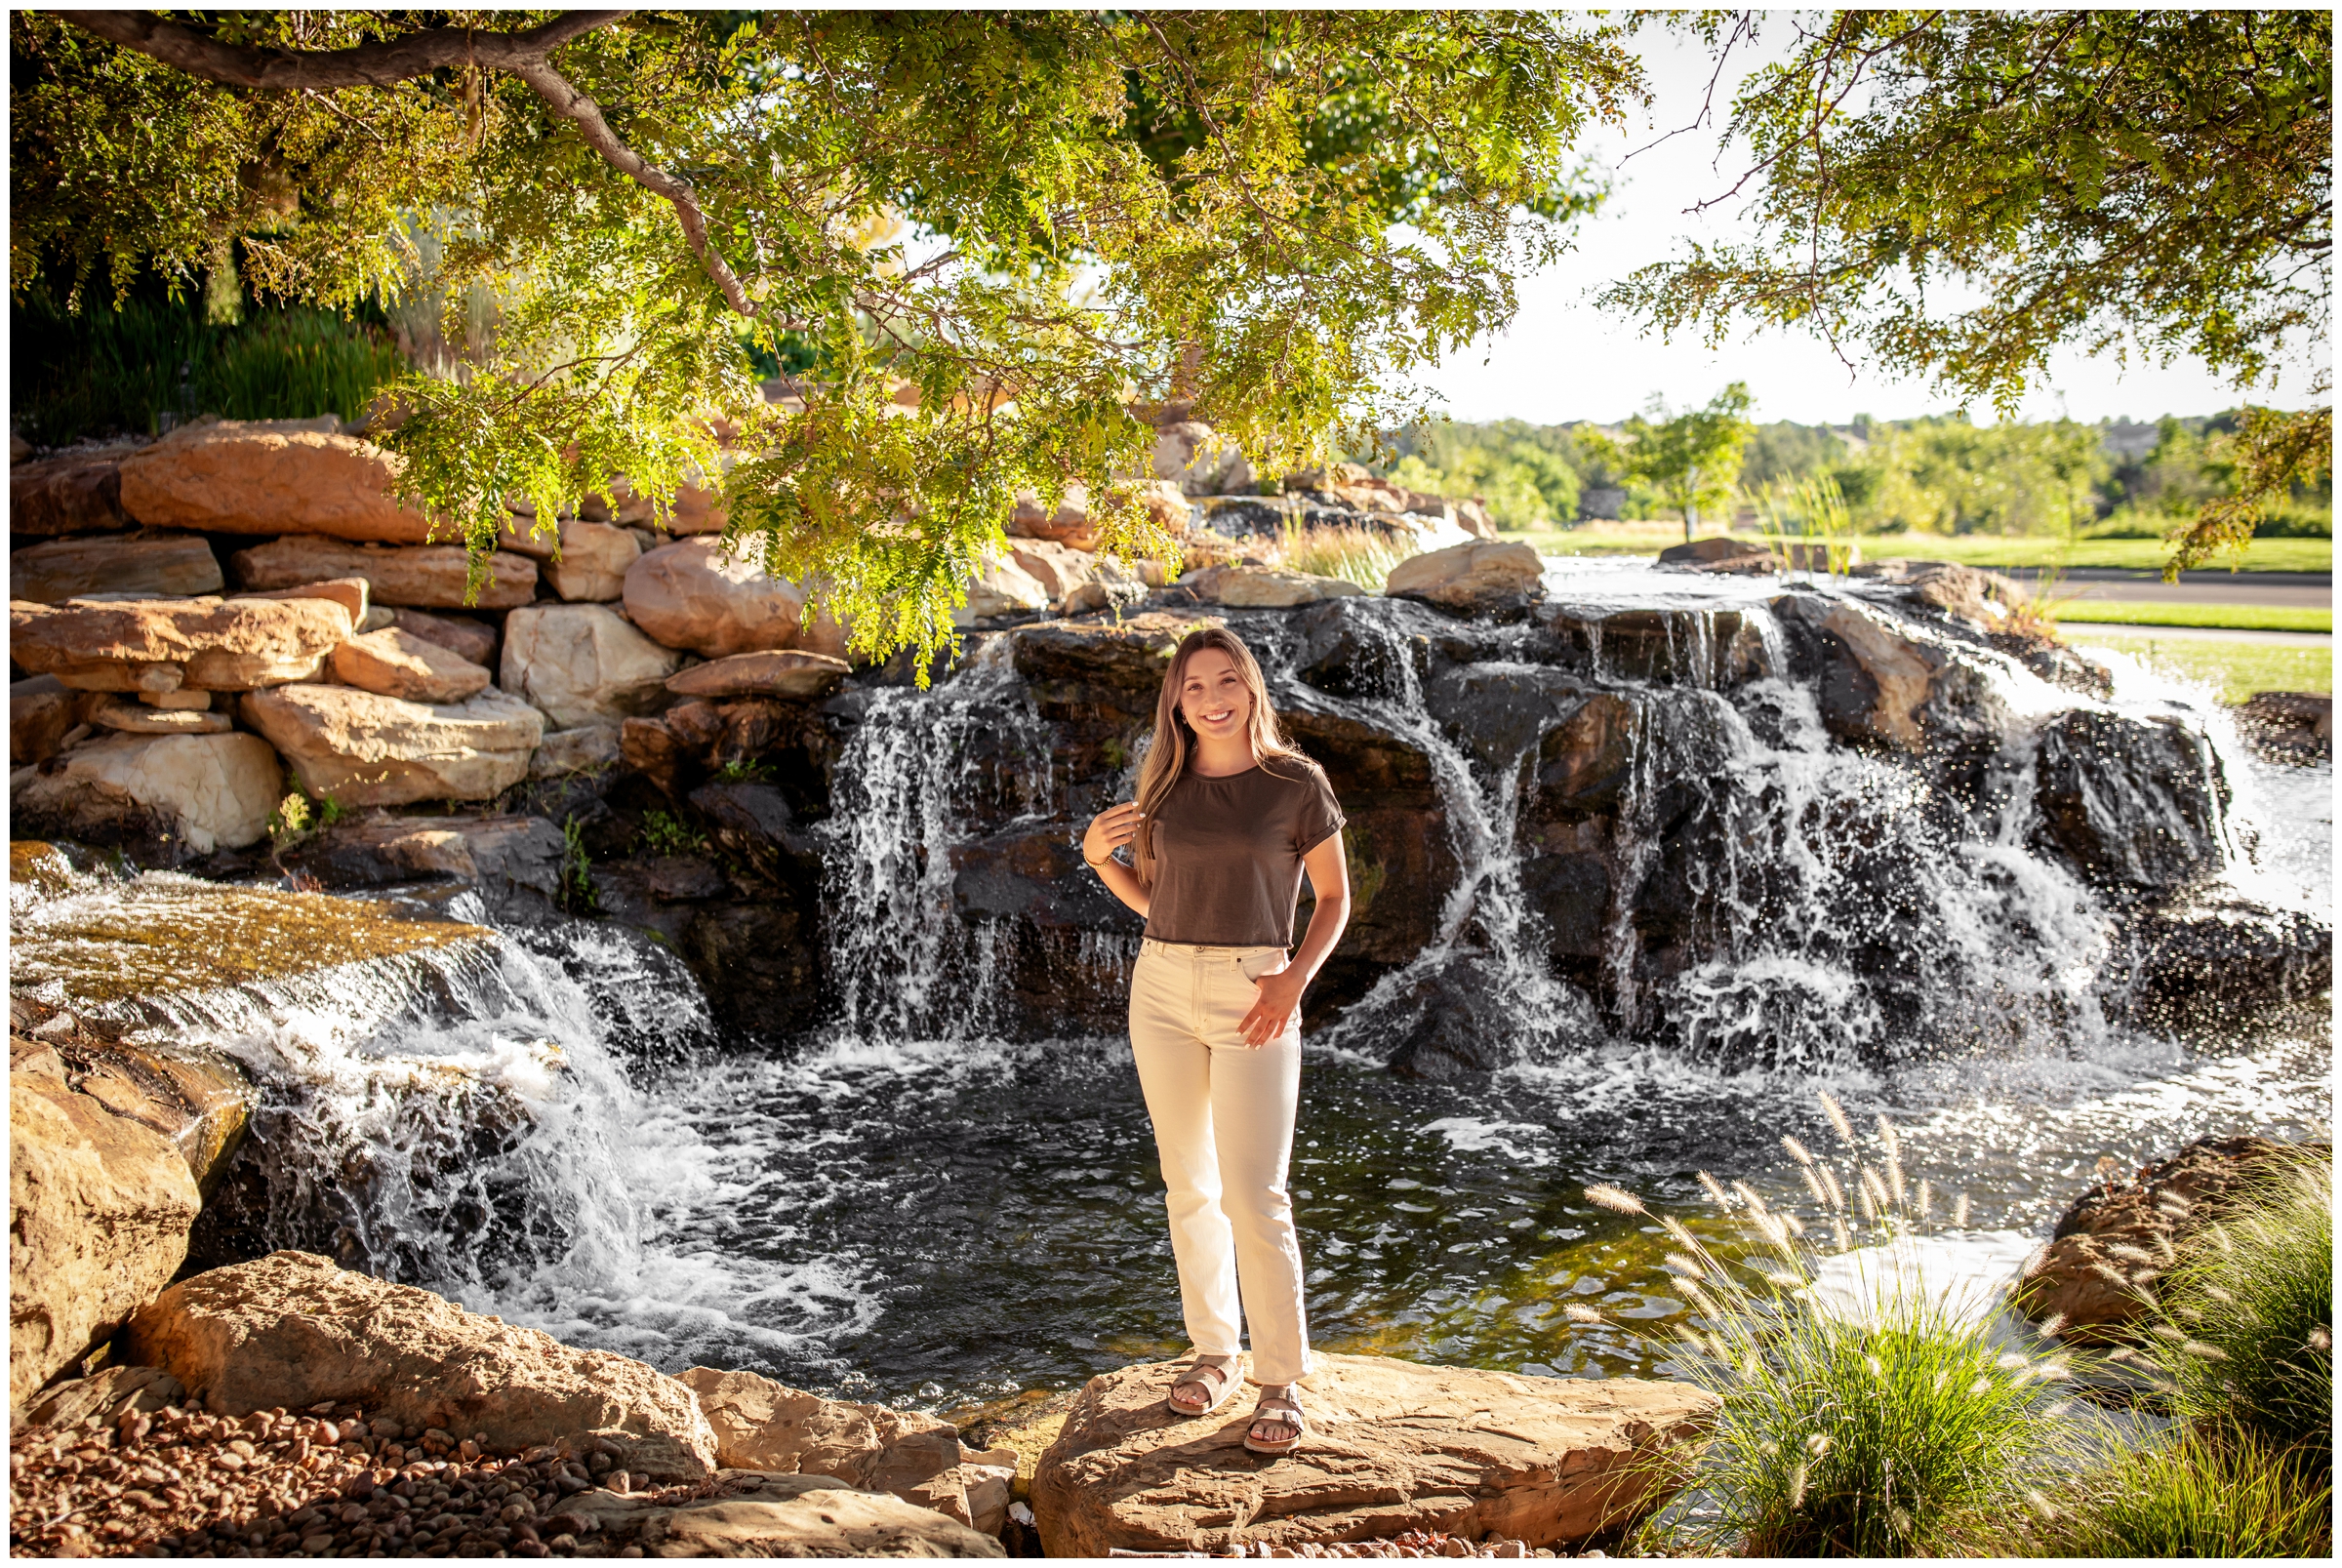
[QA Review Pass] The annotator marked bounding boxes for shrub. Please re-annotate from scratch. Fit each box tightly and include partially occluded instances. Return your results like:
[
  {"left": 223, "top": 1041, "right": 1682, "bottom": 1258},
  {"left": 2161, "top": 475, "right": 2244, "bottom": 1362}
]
[
  {"left": 1272, "top": 521, "right": 1408, "bottom": 589},
  {"left": 1596, "top": 1095, "right": 2074, "bottom": 1557},
  {"left": 2149, "top": 1153, "right": 2332, "bottom": 1460},
  {"left": 2012, "top": 1427, "right": 2332, "bottom": 1558}
]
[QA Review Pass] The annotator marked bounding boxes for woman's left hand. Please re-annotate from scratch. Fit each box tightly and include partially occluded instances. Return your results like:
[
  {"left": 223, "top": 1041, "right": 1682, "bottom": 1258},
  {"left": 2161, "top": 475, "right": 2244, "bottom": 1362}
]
[{"left": 1240, "top": 966, "right": 1307, "bottom": 1046}]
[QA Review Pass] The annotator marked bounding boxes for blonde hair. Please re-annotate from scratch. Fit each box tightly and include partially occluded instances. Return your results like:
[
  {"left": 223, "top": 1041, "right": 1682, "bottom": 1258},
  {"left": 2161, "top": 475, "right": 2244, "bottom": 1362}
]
[{"left": 1132, "top": 626, "right": 1313, "bottom": 887}]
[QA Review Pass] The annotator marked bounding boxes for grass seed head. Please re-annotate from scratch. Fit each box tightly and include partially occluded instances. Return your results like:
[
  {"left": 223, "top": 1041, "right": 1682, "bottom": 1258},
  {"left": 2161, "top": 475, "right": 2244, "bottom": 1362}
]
[
  {"left": 1818, "top": 1091, "right": 1856, "bottom": 1146},
  {"left": 1584, "top": 1184, "right": 1644, "bottom": 1215},
  {"left": 1788, "top": 1462, "right": 1808, "bottom": 1508},
  {"left": 1563, "top": 1303, "right": 1603, "bottom": 1325},
  {"left": 1663, "top": 1251, "right": 1707, "bottom": 1283},
  {"left": 1953, "top": 1190, "right": 1970, "bottom": 1227},
  {"left": 1782, "top": 1135, "right": 1814, "bottom": 1165},
  {"left": 2038, "top": 1311, "right": 2067, "bottom": 1341},
  {"left": 1804, "top": 1431, "right": 1831, "bottom": 1457},
  {"left": 1730, "top": 1180, "right": 1769, "bottom": 1213},
  {"left": 1696, "top": 1170, "right": 1732, "bottom": 1210},
  {"left": 1874, "top": 1113, "right": 1901, "bottom": 1162}
]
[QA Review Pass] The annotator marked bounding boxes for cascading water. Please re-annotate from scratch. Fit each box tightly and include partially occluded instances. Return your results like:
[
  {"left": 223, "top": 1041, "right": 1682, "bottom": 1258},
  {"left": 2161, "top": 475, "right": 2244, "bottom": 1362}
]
[{"left": 20, "top": 565, "right": 2322, "bottom": 1411}]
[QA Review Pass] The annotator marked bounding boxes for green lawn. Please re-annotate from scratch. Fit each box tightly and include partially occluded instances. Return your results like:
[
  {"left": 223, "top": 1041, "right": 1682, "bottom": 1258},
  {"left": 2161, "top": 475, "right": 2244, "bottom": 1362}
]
[
  {"left": 1513, "top": 522, "right": 2332, "bottom": 575},
  {"left": 2051, "top": 600, "right": 2333, "bottom": 633},
  {"left": 2061, "top": 629, "right": 2335, "bottom": 703}
]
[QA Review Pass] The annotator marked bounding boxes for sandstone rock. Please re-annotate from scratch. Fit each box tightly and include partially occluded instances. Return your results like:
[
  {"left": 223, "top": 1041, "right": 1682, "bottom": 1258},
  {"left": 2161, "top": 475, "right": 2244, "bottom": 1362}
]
[
  {"left": 959, "top": 553, "right": 1050, "bottom": 622},
  {"left": 1061, "top": 555, "right": 1149, "bottom": 614},
  {"left": 666, "top": 650, "right": 852, "bottom": 702},
  {"left": 18, "top": 1364, "right": 187, "bottom": 1430},
  {"left": 116, "top": 420, "right": 443, "bottom": 543},
  {"left": 1178, "top": 564, "right": 1366, "bottom": 608},
  {"left": 1004, "top": 540, "right": 1096, "bottom": 602},
  {"left": 1454, "top": 497, "right": 1498, "bottom": 539},
  {"left": 20, "top": 1018, "right": 252, "bottom": 1197},
  {"left": 9, "top": 595, "right": 352, "bottom": 692},
  {"left": 1153, "top": 421, "right": 1253, "bottom": 496},
  {"left": 531, "top": 723, "right": 624, "bottom": 778},
  {"left": 10, "top": 449, "right": 130, "bottom": 536},
  {"left": 125, "top": 1250, "right": 719, "bottom": 1472},
  {"left": 554, "top": 1470, "right": 1005, "bottom": 1557},
  {"left": 1857, "top": 559, "right": 2018, "bottom": 630},
  {"left": 2014, "top": 1137, "right": 2327, "bottom": 1344},
  {"left": 1774, "top": 596, "right": 1959, "bottom": 753},
  {"left": 1010, "top": 486, "right": 1100, "bottom": 548},
  {"left": 331, "top": 627, "right": 493, "bottom": 704},
  {"left": 387, "top": 606, "right": 500, "bottom": 667},
  {"left": 678, "top": 1367, "right": 1012, "bottom": 1539},
  {"left": 232, "top": 575, "right": 371, "bottom": 623},
  {"left": 1385, "top": 541, "right": 1546, "bottom": 614},
  {"left": 11, "top": 1076, "right": 204, "bottom": 1409},
  {"left": 9, "top": 732, "right": 281, "bottom": 856},
  {"left": 1030, "top": 1353, "right": 1713, "bottom": 1556},
  {"left": 1657, "top": 537, "right": 1775, "bottom": 574},
  {"left": 502, "top": 603, "right": 683, "bottom": 729},
  {"left": 89, "top": 694, "right": 233, "bottom": 735},
  {"left": 239, "top": 684, "right": 544, "bottom": 806},
  {"left": 543, "top": 520, "right": 643, "bottom": 602},
  {"left": 9, "top": 532, "right": 223, "bottom": 603},
  {"left": 624, "top": 538, "right": 827, "bottom": 658},
  {"left": 10, "top": 675, "right": 93, "bottom": 765},
  {"left": 229, "top": 536, "right": 538, "bottom": 609}
]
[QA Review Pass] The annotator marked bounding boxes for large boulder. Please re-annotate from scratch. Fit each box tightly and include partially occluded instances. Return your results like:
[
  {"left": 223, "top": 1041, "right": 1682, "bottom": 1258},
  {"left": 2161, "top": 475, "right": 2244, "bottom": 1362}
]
[
  {"left": 552, "top": 1470, "right": 1006, "bottom": 1557},
  {"left": 232, "top": 575, "right": 371, "bottom": 624},
  {"left": 499, "top": 518, "right": 643, "bottom": 602},
  {"left": 331, "top": 626, "right": 493, "bottom": 704},
  {"left": 281, "top": 814, "right": 568, "bottom": 912},
  {"left": 229, "top": 536, "right": 538, "bottom": 609},
  {"left": 624, "top": 537, "right": 830, "bottom": 658},
  {"left": 115, "top": 419, "right": 443, "bottom": 543},
  {"left": 10, "top": 448, "right": 132, "bottom": 536},
  {"left": 1153, "top": 421, "right": 1253, "bottom": 496},
  {"left": 10, "top": 1076, "right": 203, "bottom": 1410},
  {"left": 2013, "top": 1137, "right": 2326, "bottom": 1344},
  {"left": 239, "top": 684, "right": 545, "bottom": 805},
  {"left": 10, "top": 675, "right": 93, "bottom": 765},
  {"left": 1385, "top": 541, "right": 1545, "bottom": 614},
  {"left": 1009, "top": 480, "right": 1191, "bottom": 549},
  {"left": 2030, "top": 708, "right": 2228, "bottom": 892},
  {"left": 124, "top": 1251, "right": 719, "bottom": 1474},
  {"left": 678, "top": 1367, "right": 1014, "bottom": 1534},
  {"left": 1178, "top": 564, "right": 1365, "bottom": 608},
  {"left": 1030, "top": 1353, "right": 1714, "bottom": 1556},
  {"left": 666, "top": 649, "right": 852, "bottom": 702},
  {"left": 960, "top": 552, "right": 1050, "bottom": 621},
  {"left": 502, "top": 603, "right": 683, "bottom": 729},
  {"left": 9, "top": 594, "right": 352, "bottom": 693},
  {"left": 9, "top": 531, "right": 224, "bottom": 603},
  {"left": 10, "top": 731, "right": 281, "bottom": 856}
]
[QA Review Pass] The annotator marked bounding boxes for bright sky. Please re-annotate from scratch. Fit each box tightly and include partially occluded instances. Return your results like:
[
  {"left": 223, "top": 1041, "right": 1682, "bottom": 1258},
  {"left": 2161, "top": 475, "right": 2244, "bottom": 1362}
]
[{"left": 1417, "top": 24, "right": 2330, "bottom": 430}]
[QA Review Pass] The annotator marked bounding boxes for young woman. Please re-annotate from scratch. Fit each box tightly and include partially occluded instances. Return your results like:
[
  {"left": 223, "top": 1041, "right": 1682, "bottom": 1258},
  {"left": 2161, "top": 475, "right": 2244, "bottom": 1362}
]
[{"left": 1080, "top": 625, "right": 1352, "bottom": 1456}]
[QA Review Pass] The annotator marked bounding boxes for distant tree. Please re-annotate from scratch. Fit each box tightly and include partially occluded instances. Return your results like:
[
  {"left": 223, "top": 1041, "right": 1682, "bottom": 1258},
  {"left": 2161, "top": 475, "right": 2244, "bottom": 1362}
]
[
  {"left": 1606, "top": 10, "right": 2330, "bottom": 575},
  {"left": 1613, "top": 382, "right": 1755, "bottom": 541},
  {"left": 12, "top": 9, "right": 1642, "bottom": 659}
]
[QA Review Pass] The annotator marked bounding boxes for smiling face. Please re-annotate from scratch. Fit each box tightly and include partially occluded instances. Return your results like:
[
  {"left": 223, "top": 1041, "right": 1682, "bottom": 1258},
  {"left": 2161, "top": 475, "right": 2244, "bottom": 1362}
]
[{"left": 1177, "top": 646, "right": 1253, "bottom": 744}]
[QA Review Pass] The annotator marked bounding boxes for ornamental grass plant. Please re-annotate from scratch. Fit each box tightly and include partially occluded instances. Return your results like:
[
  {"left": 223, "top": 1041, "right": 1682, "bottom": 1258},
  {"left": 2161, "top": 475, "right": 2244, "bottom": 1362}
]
[
  {"left": 1591, "top": 1093, "right": 2079, "bottom": 1557},
  {"left": 1272, "top": 520, "right": 1410, "bottom": 589},
  {"left": 2002, "top": 1426, "right": 2332, "bottom": 1558}
]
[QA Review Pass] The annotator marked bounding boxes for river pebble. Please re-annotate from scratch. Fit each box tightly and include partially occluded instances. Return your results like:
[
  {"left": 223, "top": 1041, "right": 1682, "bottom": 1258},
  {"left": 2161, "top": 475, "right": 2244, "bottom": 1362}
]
[{"left": 6, "top": 1400, "right": 705, "bottom": 1558}]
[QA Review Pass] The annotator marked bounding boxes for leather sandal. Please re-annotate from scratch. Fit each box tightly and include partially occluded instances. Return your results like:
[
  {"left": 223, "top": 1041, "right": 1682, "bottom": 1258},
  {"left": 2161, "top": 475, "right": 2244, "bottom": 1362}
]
[
  {"left": 1243, "top": 1386, "right": 1307, "bottom": 1455},
  {"left": 1167, "top": 1354, "right": 1240, "bottom": 1417}
]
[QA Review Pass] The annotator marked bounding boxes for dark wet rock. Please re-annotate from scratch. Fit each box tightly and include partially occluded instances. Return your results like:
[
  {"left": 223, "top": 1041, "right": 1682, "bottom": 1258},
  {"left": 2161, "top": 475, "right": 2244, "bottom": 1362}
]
[
  {"left": 679, "top": 902, "right": 826, "bottom": 1036},
  {"left": 1423, "top": 663, "right": 1591, "bottom": 770},
  {"left": 1993, "top": 631, "right": 2115, "bottom": 700},
  {"left": 2030, "top": 708, "right": 2228, "bottom": 893},
  {"left": 1519, "top": 848, "right": 1612, "bottom": 964},
  {"left": 1540, "top": 605, "right": 1765, "bottom": 688},
  {"left": 283, "top": 814, "right": 568, "bottom": 919},
  {"left": 639, "top": 856, "right": 730, "bottom": 903},
  {"left": 951, "top": 826, "right": 1140, "bottom": 932},
  {"left": 1524, "top": 693, "right": 1636, "bottom": 822},
  {"left": 2014, "top": 1136, "right": 2329, "bottom": 1344},
  {"left": 2117, "top": 887, "right": 2333, "bottom": 1035},
  {"left": 1772, "top": 592, "right": 2010, "bottom": 758},
  {"left": 2236, "top": 690, "right": 2332, "bottom": 762}
]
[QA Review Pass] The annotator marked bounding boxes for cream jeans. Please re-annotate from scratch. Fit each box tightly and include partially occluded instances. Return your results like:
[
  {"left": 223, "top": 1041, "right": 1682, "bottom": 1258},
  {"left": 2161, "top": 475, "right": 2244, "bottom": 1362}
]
[{"left": 1128, "top": 939, "right": 1312, "bottom": 1386}]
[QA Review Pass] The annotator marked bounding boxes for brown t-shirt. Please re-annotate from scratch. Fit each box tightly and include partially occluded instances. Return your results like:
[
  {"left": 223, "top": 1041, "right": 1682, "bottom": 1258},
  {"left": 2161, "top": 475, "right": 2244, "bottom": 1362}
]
[{"left": 1142, "top": 758, "right": 1347, "bottom": 946}]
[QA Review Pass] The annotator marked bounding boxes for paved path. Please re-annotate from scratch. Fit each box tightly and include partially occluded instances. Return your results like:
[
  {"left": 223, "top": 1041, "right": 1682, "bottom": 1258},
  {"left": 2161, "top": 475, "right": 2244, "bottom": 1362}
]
[
  {"left": 1997, "top": 566, "right": 2330, "bottom": 609},
  {"left": 2063, "top": 623, "right": 2333, "bottom": 647}
]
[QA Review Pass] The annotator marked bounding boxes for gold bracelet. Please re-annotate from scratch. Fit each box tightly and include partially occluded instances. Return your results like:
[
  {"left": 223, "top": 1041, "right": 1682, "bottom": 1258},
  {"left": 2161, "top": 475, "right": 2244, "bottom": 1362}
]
[{"left": 1084, "top": 851, "right": 1115, "bottom": 869}]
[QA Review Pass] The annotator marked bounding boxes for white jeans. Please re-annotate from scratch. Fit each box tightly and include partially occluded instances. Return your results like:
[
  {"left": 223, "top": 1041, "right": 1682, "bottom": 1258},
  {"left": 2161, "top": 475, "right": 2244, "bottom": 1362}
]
[{"left": 1128, "top": 939, "right": 1312, "bottom": 1386}]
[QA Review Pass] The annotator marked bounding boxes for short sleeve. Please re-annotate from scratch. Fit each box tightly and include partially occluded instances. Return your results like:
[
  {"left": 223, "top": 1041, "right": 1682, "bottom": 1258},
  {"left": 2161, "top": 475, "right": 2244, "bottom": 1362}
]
[{"left": 1292, "top": 764, "right": 1346, "bottom": 855}]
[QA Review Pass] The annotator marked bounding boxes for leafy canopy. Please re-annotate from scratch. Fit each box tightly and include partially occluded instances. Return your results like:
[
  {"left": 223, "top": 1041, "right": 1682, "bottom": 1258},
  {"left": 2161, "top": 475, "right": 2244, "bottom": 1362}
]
[
  {"left": 13, "top": 9, "right": 1643, "bottom": 659},
  {"left": 1610, "top": 382, "right": 1755, "bottom": 538},
  {"left": 1608, "top": 10, "right": 2331, "bottom": 573}
]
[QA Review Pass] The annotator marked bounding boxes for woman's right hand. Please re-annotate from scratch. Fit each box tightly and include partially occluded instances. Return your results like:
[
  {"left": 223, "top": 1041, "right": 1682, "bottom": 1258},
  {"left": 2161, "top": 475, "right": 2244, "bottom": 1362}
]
[{"left": 1083, "top": 802, "right": 1141, "bottom": 868}]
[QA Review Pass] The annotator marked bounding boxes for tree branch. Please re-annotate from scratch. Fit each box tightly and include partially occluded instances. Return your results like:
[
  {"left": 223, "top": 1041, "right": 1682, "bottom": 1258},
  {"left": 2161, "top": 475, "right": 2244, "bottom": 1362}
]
[
  {"left": 53, "top": 10, "right": 625, "bottom": 88},
  {"left": 54, "top": 9, "right": 759, "bottom": 318}
]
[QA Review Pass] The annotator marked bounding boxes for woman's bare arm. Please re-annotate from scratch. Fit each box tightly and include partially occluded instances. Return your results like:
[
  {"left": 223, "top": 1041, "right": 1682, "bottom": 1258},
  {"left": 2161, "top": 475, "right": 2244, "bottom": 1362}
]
[{"left": 1081, "top": 802, "right": 1151, "bottom": 918}]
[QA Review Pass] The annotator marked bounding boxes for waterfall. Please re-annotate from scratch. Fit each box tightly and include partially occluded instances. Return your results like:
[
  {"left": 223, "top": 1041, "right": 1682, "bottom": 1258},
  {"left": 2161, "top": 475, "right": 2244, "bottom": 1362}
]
[{"left": 819, "top": 640, "right": 1056, "bottom": 1044}]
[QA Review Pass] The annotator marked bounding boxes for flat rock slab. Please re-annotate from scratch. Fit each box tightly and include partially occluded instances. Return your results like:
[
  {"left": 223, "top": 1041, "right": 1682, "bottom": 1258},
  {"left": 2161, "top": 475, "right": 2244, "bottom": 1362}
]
[
  {"left": 9, "top": 731, "right": 282, "bottom": 857},
  {"left": 116, "top": 419, "right": 443, "bottom": 543},
  {"left": 556, "top": 1469, "right": 1005, "bottom": 1557},
  {"left": 1385, "top": 541, "right": 1545, "bottom": 613},
  {"left": 666, "top": 650, "right": 851, "bottom": 701},
  {"left": 231, "top": 536, "right": 538, "bottom": 609},
  {"left": 9, "top": 531, "right": 224, "bottom": 603},
  {"left": 1030, "top": 1353, "right": 1715, "bottom": 1557},
  {"left": 125, "top": 1251, "right": 718, "bottom": 1476},
  {"left": 1179, "top": 564, "right": 1366, "bottom": 608},
  {"left": 9, "top": 595, "right": 353, "bottom": 693}
]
